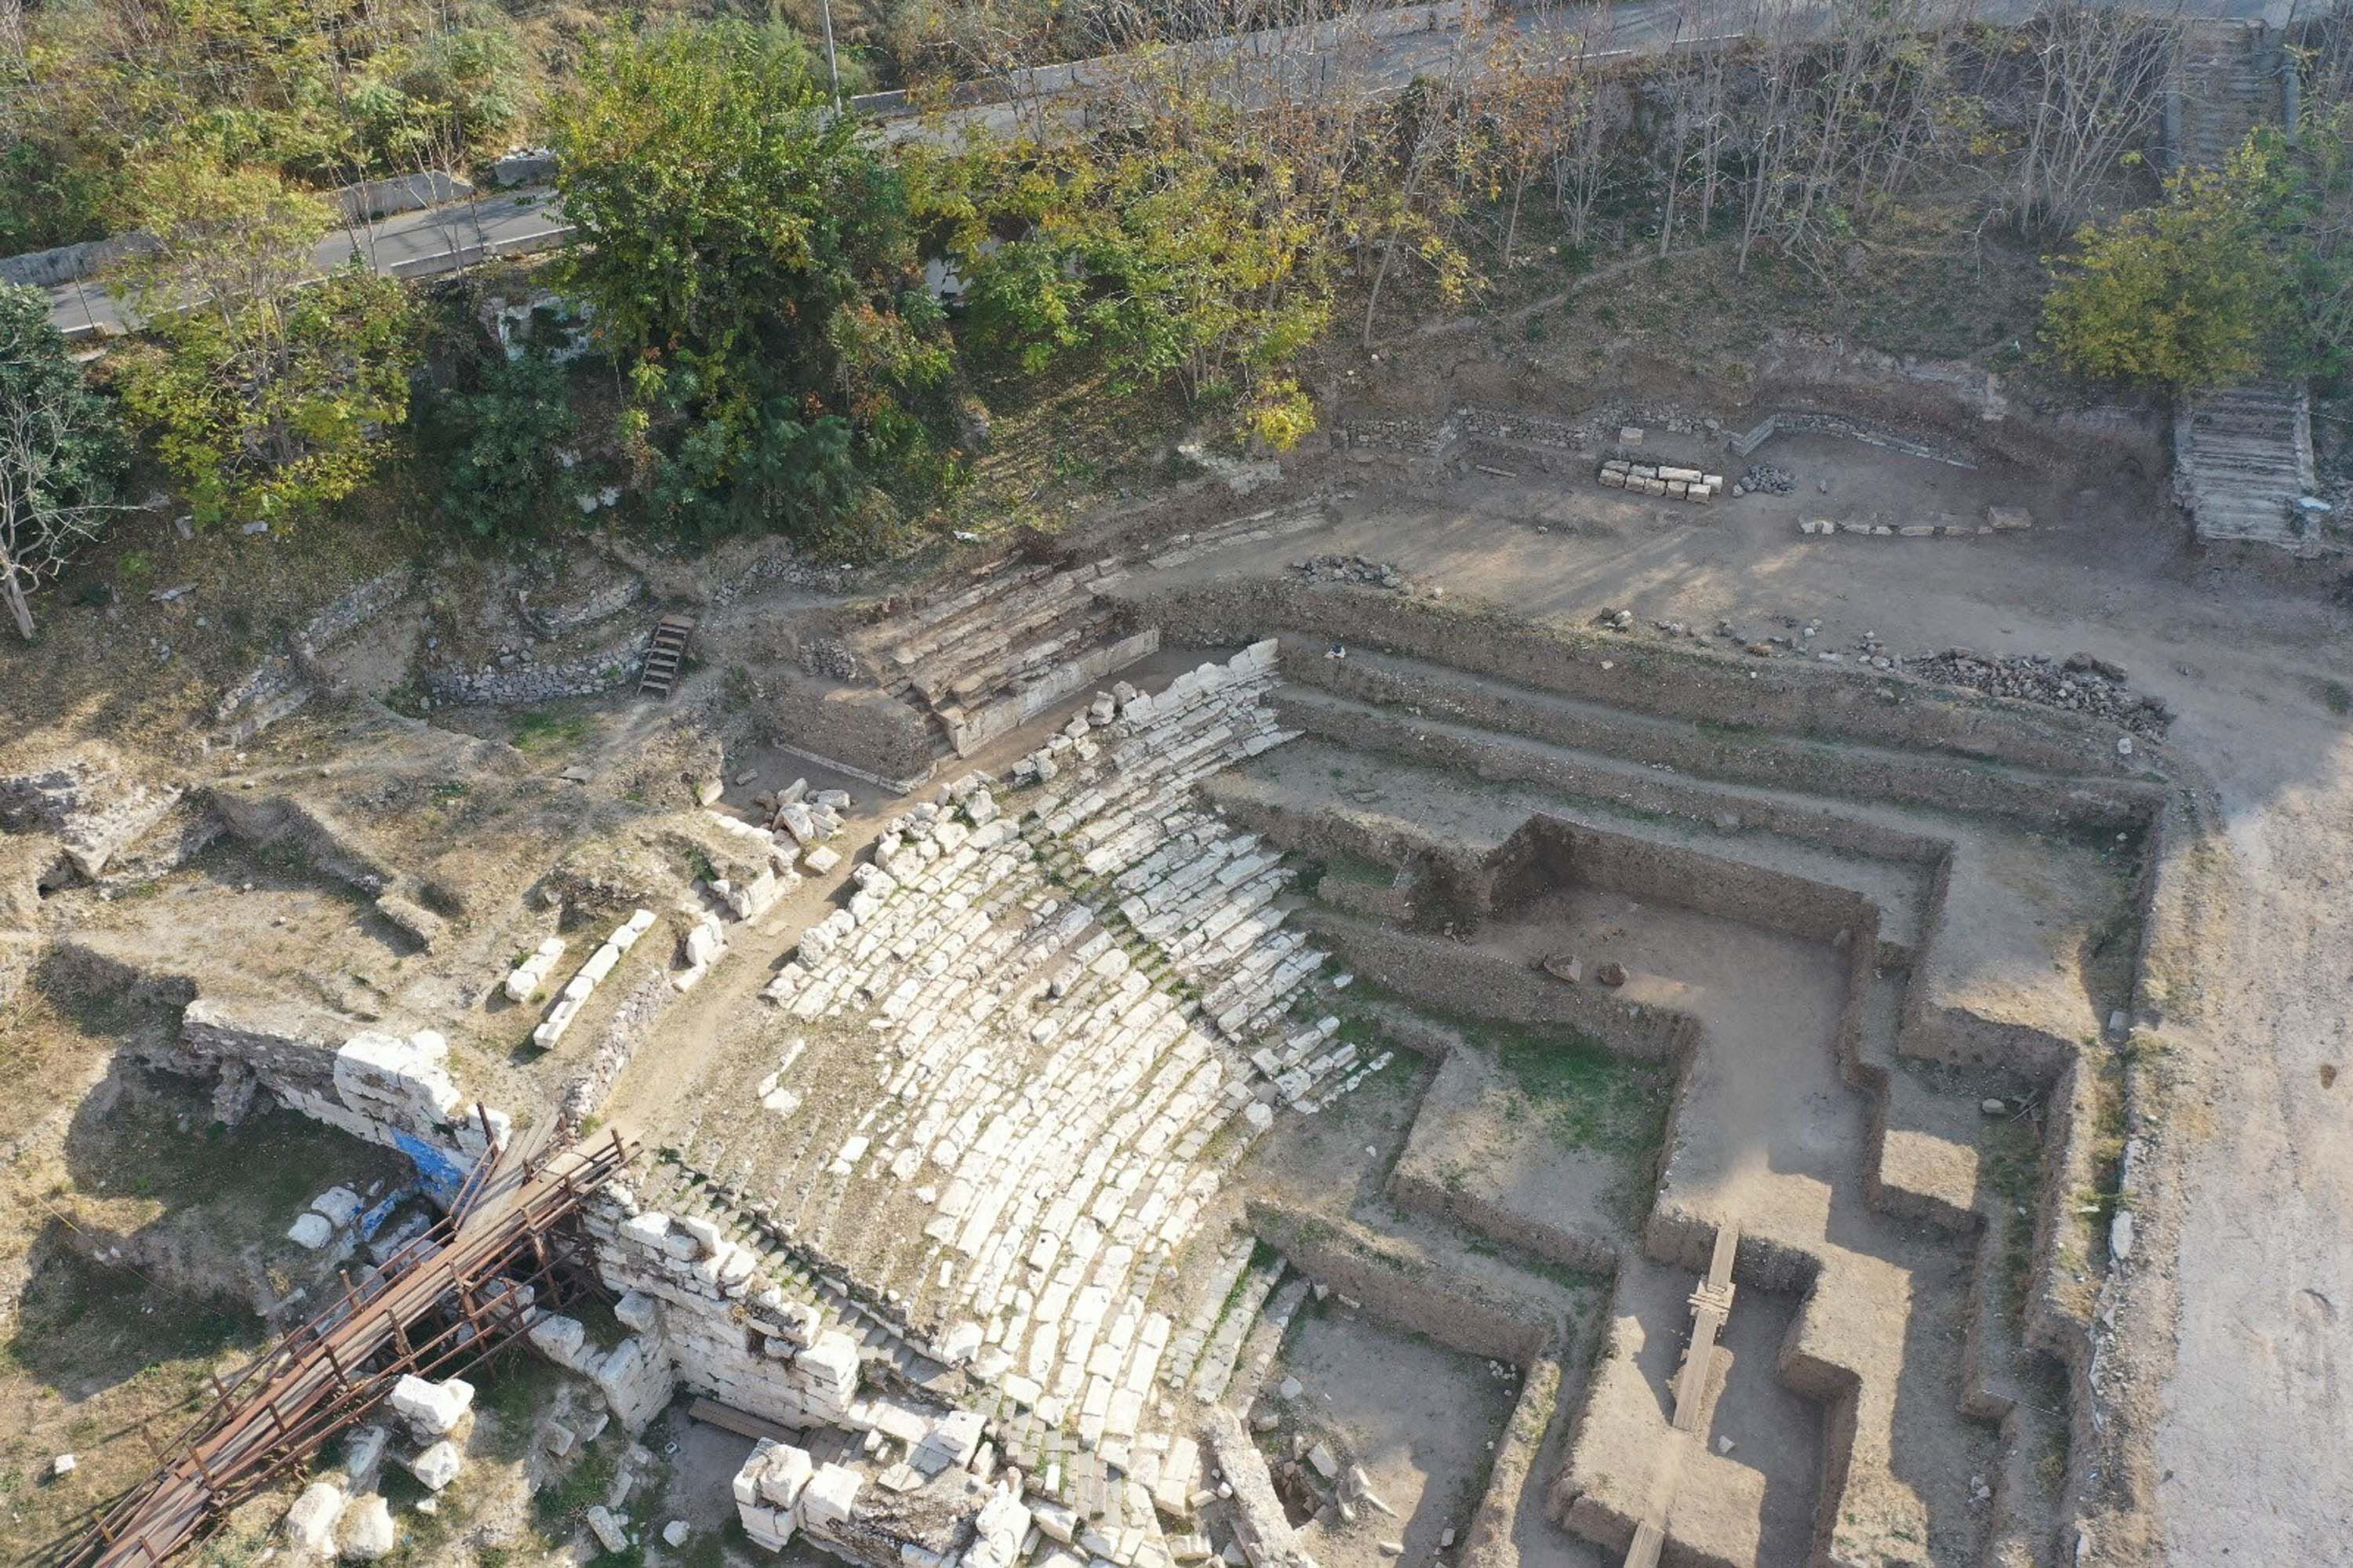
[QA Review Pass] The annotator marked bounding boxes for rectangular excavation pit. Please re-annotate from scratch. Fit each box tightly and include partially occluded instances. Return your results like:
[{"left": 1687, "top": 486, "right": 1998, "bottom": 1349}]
[
  {"left": 1555, "top": 1258, "right": 1822, "bottom": 1568},
  {"left": 1384, "top": 1012, "right": 1669, "bottom": 1272},
  {"left": 1251, "top": 1304, "right": 1526, "bottom": 1568}
]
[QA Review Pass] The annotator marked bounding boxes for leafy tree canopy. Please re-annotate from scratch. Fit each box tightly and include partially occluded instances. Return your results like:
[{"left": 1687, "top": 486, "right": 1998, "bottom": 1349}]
[
  {"left": 549, "top": 20, "right": 950, "bottom": 536},
  {"left": 2042, "top": 122, "right": 2353, "bottom": 389}
]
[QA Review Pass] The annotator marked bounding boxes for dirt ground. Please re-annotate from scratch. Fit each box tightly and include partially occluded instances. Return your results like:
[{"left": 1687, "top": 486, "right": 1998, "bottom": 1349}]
[
  {"left": 1, "top": 312, "right": 2345, "bottom": 1565},
  {"left": 1155, "top": 406, "right": 2351, "bottom": 1563},
  {"left": 1267, "top": 1307, "right": 1520, "bottom": 1568}
]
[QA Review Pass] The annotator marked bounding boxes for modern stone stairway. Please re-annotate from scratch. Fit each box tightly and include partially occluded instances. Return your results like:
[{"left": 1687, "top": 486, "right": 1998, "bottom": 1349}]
[{"left": 2174, "top": 380, "right": 2326, "bottom": 552}]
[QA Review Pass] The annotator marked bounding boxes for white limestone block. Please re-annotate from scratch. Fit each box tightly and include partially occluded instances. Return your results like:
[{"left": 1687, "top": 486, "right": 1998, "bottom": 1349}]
[
  {"left": 387, "top": 1375, "right": 474, "bottom": 1437},
  {"left": 287, "top": 1212, "right": 336, "bottom": 1250},
  {"left": 406, "top": 1439, "right": 463, "bottom": 1492},
  {"left": 797, "top": 1463, "right": 864, "bottom": 1531},
  {"left": 284, "top": 1479, "right": 347, "bottom": 1555}
]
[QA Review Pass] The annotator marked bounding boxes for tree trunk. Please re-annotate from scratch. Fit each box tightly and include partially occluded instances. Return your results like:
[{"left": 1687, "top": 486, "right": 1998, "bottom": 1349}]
[{"left": 1, "top": 565, "right": 33, "bottom": 641}]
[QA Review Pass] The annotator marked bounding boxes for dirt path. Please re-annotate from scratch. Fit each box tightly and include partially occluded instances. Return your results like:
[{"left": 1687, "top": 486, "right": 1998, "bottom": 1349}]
[{"left": 2144, "top": 677, "right": 2353, "bottom": 1563}]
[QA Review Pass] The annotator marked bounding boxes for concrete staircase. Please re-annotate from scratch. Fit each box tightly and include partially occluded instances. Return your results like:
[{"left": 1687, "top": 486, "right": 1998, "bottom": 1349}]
[
  {"left": 2174, "top": 380, "right": 2326, "bottom": 553},
  {"left": 847, "top": 551, "right": 1158, "bottom": 759},
  {"left": 2169, "top": 20, "right": 2285, "bottom": 170}
]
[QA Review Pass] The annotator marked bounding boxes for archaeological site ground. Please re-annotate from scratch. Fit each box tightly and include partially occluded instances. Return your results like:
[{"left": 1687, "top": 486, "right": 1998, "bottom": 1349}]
[{"left": 2, "top": 7, "right": 2351, "bottom": 1568}]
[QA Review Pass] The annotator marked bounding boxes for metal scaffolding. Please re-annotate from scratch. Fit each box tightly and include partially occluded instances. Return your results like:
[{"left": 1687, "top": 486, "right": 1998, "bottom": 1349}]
[{"left": 51, "top": 1124, "right": 637, "bottom": 1568}]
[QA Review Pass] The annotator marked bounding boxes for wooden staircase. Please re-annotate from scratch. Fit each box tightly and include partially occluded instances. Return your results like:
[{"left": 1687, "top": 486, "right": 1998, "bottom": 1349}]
[{"left": 638, "top": 614, "right": 696, "bottom": 699}]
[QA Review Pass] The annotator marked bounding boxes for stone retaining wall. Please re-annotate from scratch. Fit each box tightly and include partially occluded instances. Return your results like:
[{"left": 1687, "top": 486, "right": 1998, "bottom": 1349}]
[
  {"left": 1244, "top": 1200, "right": 1554, "bottom": 1363},
  {"left": 751, "top": 668, "right": 940, "bottom": 791},
  {"left": 1290, "top": 908, "right": 1698, "bottom": 1065},
  {"left": 1128, "top": 580, "right": 2134, "bottom": 783}
]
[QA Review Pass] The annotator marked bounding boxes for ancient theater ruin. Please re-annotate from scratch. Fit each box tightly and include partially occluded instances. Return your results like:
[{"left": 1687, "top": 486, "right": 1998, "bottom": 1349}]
[{"left": 8, "top": 411, "right": 2220, "bottom": 1568}]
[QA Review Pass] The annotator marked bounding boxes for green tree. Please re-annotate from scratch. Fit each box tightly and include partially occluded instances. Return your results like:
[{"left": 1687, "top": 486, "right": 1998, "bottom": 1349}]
[
  {"left": 548, "top": 20, "right": 949, "bottom": 535},
  {"left": 913, "top": 92, "right": 1345, "bottom": 451},
  {"left": 2040, "top": 136, "right": 2304, "bottom": 389},
  {"left": 113, "top": 158, "right": 419, "bottom": 526},
  {"left": 438, "top": 348, "right": 577, "bottom": 538},
  {"left": 0, "top": 283, "right": 125, "bottom": 638}
]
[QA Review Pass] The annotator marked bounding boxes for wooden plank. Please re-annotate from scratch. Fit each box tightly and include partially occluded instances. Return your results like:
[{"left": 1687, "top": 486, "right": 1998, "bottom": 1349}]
[{"left": 686, "top": 1397, "right": 811, "bottom": 1446}]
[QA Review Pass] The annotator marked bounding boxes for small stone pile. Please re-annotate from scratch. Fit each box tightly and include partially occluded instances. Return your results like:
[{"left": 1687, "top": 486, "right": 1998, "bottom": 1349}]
[
  {"left": 798, "top": 637, "right": 859, "bottom": 682},
  {"left": 1734, "top": 464, "right": 1795, "bottom": 497},
  {"left": 1906, "top": 649, "right": 2171, "bottom": 737},
  {"left": 1289, "top": 555, "right": 1406, "bottom": 591}
]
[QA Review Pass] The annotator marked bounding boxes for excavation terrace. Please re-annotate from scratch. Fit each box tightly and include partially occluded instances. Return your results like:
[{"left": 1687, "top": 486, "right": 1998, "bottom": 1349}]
[{"left": 7, "top": 372, "right": 2327, "bottom": 1568}]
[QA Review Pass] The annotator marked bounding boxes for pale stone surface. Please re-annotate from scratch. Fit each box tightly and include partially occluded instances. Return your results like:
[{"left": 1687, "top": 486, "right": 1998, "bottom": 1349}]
[
  {"left": 336, "top": 1493, "right": 396, "bottom": 1561},
  {"left": 286, "top": 1211, "right": 336, "bottom": 1249},
  {"left": 406, "top": 1439, "right": 463, "bottom": 1492},
  {"left": 284, "top": 1479, "right": 346, "bottom": 1555},
  {"left": 387, "top": 1374, "right": 474, "bottom": 1437}
]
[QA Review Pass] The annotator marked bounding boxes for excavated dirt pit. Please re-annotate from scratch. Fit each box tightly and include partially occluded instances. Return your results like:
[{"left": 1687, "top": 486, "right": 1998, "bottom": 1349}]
[{"left": 1264, "top": 1308, "right": 1519, "bottom": 1568}]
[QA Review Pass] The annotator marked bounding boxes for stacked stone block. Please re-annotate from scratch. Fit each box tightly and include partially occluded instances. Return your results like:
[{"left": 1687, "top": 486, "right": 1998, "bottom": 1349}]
[{"left": 1597, "top": 460, "right": 1724, "bottom": 503}]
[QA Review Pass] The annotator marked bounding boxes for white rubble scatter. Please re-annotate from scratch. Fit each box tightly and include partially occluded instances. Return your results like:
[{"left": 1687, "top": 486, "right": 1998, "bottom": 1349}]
[
  {"left": 287, "top": 1211, "right": 337, "bottom": 1250},
  {"left": 284, "top": 1479, "right": 347, "bottom": 1555},
  {"left": 664, "top": 1519, "right": 692, "bottom": 1547},
  {"left": 387, "top": 1374, "right": 475, "bottom": 1439},
  {"left": 503, "top": 937, "right": 568, "bottom": 1002},
  {"left": 406, "top": 1439, "right": 464, "bottom": 1492},
  {"left": 805, "top": 845, "right": 842, "bottom": 875},
  {"left": 586, "top": 1504, "right": 631, "bottom": 1553}
]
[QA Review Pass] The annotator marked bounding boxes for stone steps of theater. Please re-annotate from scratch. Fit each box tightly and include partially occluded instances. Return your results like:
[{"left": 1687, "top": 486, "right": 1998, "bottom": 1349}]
[
  {"left": 857, "top": 557, "right": 1122, "bottom": 695},
  {"left": 641, "top": 1159, "right": 962, "bottom": 1393},
  {"left": 900, "top": 577, "right": 1127, "bottom": 708}
]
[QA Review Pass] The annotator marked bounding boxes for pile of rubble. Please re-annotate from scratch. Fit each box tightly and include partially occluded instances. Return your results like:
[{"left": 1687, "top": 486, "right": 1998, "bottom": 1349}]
[
  {"left": 1733, "top": 464, "right": 1795, "bottom": 497},
  {"left": 1905, "top": 649, "right": 2171, "bottom": 738},
  {"left": 1289, "top": 555, "right": 1406, "bottom": 591},
  {"left": 751, "top": 778, "right": 853, "bottom": 850}
]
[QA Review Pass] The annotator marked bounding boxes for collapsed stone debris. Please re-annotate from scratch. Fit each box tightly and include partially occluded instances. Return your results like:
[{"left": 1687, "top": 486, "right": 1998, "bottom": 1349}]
[{"left": 1288, "top": 556, "right": 1406, "bottom": 591}]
